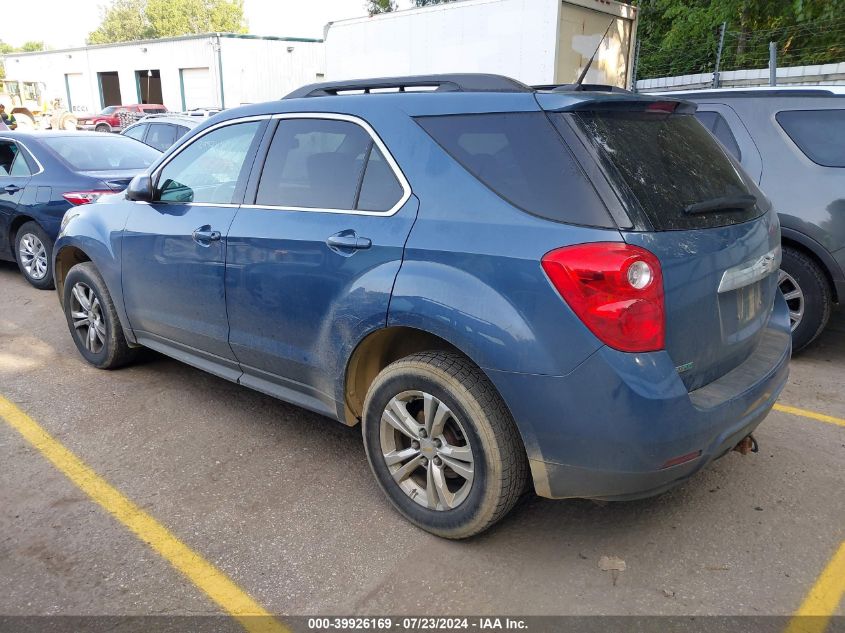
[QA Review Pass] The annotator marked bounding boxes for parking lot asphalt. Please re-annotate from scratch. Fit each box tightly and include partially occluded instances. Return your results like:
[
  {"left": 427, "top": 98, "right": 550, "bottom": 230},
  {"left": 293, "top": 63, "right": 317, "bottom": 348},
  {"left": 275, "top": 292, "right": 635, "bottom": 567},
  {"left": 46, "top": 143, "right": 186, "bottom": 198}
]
[{"left": 0, "top": 259, "right": 843, "bottom": 620}]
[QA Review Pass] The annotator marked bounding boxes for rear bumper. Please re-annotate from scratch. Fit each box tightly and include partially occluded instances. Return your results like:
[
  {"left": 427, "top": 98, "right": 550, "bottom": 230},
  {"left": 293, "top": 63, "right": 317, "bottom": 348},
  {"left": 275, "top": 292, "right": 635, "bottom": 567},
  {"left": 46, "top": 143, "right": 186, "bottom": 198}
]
[{"left": 487, "top": 292, "right": 792, "bottom": 500}]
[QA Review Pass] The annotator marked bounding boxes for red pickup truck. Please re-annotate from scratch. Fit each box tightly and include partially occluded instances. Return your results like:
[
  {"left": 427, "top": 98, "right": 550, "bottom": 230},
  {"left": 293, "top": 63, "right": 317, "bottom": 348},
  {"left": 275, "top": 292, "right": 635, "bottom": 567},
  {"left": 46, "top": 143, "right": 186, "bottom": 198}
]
[{"left": 76, "top": 104, "right": 167, "bottom": 133}]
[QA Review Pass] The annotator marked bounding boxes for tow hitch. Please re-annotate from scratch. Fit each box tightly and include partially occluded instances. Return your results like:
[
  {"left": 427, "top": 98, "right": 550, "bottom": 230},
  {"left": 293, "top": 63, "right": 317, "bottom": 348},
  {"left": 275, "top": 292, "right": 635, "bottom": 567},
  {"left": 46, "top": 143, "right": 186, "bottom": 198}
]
[{"left": 733, "top": 434, "right": 759, "bottom": 455}]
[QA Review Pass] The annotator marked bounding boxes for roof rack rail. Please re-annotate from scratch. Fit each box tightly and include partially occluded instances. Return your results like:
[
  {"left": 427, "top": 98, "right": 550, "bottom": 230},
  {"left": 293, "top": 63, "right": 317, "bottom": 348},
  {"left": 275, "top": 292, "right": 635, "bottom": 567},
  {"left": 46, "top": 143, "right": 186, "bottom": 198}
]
[
  {"left": 284, "top": 73, "right": 532, "bottom": 99},
  {"left": 533, "top": 83, "right": 632, "bottom": 94}
]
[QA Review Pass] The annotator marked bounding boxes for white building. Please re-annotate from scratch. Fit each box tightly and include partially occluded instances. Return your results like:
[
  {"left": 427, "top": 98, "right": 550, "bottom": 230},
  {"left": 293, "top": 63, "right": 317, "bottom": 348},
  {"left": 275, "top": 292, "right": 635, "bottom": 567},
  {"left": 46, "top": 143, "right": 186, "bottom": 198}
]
[
  {"left": 324, "top": 0, "right": 639, "bottom": 88},
  {"left": 4, "top": 33, "right": 325, "bottom": 115}
]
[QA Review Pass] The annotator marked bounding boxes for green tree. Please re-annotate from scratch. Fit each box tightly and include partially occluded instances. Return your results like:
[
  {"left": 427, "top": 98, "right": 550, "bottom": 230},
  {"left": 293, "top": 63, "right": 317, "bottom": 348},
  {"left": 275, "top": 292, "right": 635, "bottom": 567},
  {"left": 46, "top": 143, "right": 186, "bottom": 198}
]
[
  {"left": 366, "top": 0, "right": 397, "bottom": 15},
  {"left": 634, "top": 0, "right": 845, "bottom": 79},
  {"left": 0, "top": 40, "right": 45, "bottom": 79},
  {"left": 19, "top": 41, "right": 45, "bottom": 52},
  {"left": 88, "top": 0, "right": 152, "bottom": 45},
  {"left": 87, "top": 0, "right": 246, "bottom": 45},
  {"left": 145, "top": 0, "right": 247, "bottom": 38}
]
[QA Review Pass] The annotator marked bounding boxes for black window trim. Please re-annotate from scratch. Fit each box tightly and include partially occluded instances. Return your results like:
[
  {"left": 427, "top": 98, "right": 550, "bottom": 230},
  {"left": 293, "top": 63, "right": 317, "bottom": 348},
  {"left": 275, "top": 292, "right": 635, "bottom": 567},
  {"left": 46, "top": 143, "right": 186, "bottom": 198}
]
[
  {"left": 242, "top": 112, "right": 411, "bottom": 217},
  {"left": 148, "top": 114, "right": 272, "bottom": 208},
  {"left": 776, "top": 108, "right": 845, "bottom": 169}
]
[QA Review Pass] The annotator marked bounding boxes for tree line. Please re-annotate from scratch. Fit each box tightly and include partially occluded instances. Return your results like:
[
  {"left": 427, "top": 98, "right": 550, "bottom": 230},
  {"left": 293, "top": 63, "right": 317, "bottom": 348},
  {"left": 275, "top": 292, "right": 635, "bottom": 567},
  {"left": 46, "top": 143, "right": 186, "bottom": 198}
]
[{"left": 634, "top": 0, "right": 845, "bottom": 78}]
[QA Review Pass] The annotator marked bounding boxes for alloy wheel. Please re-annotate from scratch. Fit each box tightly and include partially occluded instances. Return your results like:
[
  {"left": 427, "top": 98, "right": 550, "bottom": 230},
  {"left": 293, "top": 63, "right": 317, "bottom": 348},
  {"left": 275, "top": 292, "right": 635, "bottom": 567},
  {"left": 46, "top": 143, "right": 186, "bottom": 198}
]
[
  {"left": 379, "top": 390, "right": 475, "bottom": 511},
  {"left": 70, "top": 282, "right": 106, "bottom": 354},
  {"left": 778, "top": 269, "right": 804, "bottom": 332},
  {"left": 18, "top": 233, "right": 48, "bottom": 281}
]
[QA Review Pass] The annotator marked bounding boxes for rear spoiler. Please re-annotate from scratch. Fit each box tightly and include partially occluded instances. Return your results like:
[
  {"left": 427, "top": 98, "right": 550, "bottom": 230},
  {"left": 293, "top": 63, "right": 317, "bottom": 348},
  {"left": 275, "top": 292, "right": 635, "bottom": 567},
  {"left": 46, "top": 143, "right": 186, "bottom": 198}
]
[{"left": 539, "top": 95, "right": 698, "bottom": 115}]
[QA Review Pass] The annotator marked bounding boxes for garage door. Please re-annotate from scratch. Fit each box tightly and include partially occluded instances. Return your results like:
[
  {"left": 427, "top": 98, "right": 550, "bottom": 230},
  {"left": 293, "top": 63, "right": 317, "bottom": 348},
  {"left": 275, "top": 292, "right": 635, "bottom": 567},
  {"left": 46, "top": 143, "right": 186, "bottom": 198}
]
[
  {"left": 181, "top": 67, "right": 213, "bottom": 111},
  {"left": 65, "top": 73, "right": 92, "bottom": 114}
]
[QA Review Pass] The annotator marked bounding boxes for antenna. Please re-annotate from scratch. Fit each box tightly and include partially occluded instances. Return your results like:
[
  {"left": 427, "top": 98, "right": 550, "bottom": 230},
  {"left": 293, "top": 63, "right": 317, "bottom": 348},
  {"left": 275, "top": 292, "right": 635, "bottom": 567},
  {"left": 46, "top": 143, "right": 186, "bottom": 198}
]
[{"left": 573, "top": 19, "right": 615, "bottom": 90}]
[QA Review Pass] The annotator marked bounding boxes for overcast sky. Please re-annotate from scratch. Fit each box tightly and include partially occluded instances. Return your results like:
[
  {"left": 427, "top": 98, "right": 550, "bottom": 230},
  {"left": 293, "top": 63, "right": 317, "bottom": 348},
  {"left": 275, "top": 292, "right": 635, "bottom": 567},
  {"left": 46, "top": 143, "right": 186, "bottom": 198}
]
[{"left": 0, "top": 0, "right": 418, "bottom": 49}]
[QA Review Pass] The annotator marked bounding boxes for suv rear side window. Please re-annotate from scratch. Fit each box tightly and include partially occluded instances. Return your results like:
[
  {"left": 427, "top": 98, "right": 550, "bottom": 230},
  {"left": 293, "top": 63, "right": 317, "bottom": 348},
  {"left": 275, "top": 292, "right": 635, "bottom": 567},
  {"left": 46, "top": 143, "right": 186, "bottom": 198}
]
[
  {"left": 256, "top": 118, "right": 404, "bottom": 212},
  {"left": 562, "top": 111, "right": 762, "bottom": 231},
  {"left": 416, "top": 113, "right": 613, "bottom": 227},
  {"left": 146, "top": 123, "right": 177, "bottom": 151},
  {"left": 777, "top": 109, "right": 845, "bottom": 168},
  {"left": 694, "top": 111, "right": 741, "bottom": 160}
]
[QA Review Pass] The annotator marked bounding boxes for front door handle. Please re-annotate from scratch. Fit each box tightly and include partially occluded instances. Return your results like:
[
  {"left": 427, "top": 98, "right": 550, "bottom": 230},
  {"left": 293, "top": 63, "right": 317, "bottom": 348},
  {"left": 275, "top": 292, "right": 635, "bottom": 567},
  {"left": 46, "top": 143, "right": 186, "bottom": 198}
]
[
  {"left": 326, "top": 231, "right": 372, "bottom": 251},
  {"left": 3, "top": 185, "right": 21, "bottom": 194},
  {"left": 192, "top": 226, "right": 222, "bottom": 244}
]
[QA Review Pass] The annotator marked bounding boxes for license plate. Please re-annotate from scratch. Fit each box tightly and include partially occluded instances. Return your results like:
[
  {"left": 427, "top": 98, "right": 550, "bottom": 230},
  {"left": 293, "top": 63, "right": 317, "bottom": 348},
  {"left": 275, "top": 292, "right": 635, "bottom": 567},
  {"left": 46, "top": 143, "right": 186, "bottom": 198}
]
[{"left": 736, "top": 281, "right": 763, "bottom": 325}]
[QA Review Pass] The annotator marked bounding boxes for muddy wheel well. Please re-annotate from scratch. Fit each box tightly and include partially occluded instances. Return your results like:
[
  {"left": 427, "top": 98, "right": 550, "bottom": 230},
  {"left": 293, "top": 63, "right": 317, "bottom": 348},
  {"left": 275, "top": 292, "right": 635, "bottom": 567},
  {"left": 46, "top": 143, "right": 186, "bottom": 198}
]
[
  {"left": 54, "top": 247, "right": 91, "bottom": 302},
  {"left": 343, "top": 327, "right": 464, "bottom": 426},
  {"left": 7, "top": 215, "right": 36, "bottom": 254}
]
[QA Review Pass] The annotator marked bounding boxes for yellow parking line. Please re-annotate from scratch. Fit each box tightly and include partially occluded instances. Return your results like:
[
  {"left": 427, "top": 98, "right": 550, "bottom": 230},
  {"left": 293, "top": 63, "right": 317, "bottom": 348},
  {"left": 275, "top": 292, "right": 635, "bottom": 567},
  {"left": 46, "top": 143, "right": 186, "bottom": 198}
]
[
  {"left": 784, "top": 541, "right": 845, "bottom": 633},
  {"left": 0, "top": 395, "right": 289, "bottom": 633},
  {"left": 774, "top": 404, "right": 845, "bottom": 428}
]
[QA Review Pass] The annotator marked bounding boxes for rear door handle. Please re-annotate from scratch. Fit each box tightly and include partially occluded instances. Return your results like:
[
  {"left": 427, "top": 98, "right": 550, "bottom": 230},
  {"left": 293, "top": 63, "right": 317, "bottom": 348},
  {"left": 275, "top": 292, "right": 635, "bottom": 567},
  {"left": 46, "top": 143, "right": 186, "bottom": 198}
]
[
  {"left": 3, "top": 185, "right": 21, "bottom": 194},
  {"left": 326, "top": 232, "right": 372, "bottom": 251},
  {"left": 192, "top": 226, "right": 222, "bottom": 244}
]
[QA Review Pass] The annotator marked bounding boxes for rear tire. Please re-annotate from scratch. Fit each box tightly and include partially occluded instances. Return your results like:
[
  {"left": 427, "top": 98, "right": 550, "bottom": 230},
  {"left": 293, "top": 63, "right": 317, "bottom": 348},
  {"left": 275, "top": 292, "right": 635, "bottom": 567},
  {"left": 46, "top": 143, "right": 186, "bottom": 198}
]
[
  {"left": 780, "top": 245, "right": 831, "bottom": 353},
  {"left": 362, "top": 351, "right": 527, "bottom": 539},
  {"left": 14, "top": 221, "right": 54, "bottom": 290},
  {"left": 62, "top": 262, "right": 137, "bottom": 369}
]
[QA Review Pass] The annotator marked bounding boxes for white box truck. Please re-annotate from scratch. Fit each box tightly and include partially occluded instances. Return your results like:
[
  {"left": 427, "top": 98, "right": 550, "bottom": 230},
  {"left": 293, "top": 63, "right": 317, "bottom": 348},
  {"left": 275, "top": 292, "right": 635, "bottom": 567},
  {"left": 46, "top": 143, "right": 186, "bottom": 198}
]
[{"left": 324, "top": 0, "right": 639, "bottom": 88}]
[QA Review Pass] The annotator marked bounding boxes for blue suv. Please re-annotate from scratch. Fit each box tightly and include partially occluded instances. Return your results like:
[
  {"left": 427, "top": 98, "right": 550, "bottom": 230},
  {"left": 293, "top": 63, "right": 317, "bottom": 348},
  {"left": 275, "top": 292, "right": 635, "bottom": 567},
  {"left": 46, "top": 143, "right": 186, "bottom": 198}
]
[{"left": 55, "top": 75, "right": 791, "bottom": 538}]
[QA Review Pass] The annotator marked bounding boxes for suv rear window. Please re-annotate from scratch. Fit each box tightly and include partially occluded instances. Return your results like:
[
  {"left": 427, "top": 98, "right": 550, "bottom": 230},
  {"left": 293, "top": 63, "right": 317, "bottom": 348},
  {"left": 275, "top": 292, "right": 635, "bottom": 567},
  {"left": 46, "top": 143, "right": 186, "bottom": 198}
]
[
  {"left": 415, "top": 113, "right": 613, "bottom": 227},
  {"left": 776, "top": 109, "right": 845, "bottom": 168},
  {"left": 561, "top": 111, "right": 763, "bottom": 231}
]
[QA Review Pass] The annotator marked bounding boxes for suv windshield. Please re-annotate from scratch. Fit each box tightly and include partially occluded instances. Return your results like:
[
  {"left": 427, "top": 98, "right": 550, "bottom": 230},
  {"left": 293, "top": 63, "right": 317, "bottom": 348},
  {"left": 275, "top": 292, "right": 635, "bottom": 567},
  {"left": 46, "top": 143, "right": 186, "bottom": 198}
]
[
  {"left": 100, "top": 106, "right": 121, "bottom": 115},
  {"left": 41, "top": 136, "right": 160, "bottom": 171},
  {"left": 559, "top": 110, "right": 765, "bottom": 231}
]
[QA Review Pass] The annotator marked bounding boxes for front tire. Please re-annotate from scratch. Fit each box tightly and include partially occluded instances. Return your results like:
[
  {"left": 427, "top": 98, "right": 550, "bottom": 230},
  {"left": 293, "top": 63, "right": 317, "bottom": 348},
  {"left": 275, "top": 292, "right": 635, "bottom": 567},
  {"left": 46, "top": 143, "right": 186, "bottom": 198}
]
[
  {"left": 94, "top": 122, "right": 111, "bottom": 133},
  {"left": 362, "top": 351, "right": 527, "bottom": 539},
  {"left": 779, "top": 246, "right": 832, "bottom": 353},
  {"left": 62, "top": 262, "right": 137, "bottom": 369},
  {"left": 15, "top": 221, "right": 54, "bottom": 290}
]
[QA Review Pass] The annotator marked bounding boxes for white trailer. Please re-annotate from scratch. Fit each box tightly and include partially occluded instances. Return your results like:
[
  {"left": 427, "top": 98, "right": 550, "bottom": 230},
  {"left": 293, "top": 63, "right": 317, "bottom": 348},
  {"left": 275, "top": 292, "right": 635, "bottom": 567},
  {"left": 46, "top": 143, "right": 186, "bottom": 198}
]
[{"left": 325, "top": 0, "right": 638, "bottom": 88}]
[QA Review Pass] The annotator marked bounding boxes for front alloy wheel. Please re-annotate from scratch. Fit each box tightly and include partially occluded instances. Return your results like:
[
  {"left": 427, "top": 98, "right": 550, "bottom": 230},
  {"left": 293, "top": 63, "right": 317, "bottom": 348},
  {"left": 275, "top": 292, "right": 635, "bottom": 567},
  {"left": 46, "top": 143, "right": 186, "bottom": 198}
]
[
  {"left": 380, "top": 391, "right": 475, "bottom": 511},
  {"left": 62, "top": 262, "right": 137, "bottom": 369},
  {"left": 70, "top": 282, "right": 106, "bottom": 354}
]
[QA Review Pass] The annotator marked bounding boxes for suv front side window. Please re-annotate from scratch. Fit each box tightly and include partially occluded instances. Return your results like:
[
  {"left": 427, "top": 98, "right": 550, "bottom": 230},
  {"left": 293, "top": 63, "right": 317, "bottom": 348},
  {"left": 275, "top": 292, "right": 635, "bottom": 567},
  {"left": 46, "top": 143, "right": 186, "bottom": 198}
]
[{"left": 157, "top": 121, "right": 262, "bottom": 204}]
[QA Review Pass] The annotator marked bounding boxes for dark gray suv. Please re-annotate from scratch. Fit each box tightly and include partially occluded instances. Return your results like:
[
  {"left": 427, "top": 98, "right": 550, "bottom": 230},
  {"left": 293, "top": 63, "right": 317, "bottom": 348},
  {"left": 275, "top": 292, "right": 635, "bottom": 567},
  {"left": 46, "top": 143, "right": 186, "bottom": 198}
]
[{"left": 659, "top": 86, "right": 845, "bottom": 351}]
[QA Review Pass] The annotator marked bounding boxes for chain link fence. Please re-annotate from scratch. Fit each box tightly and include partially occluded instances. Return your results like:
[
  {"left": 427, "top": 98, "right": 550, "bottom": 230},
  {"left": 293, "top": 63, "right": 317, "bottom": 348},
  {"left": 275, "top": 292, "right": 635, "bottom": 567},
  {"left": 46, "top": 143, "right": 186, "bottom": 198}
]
[{"left": 634, "top": 16, "right": 845, "bottom": 87}]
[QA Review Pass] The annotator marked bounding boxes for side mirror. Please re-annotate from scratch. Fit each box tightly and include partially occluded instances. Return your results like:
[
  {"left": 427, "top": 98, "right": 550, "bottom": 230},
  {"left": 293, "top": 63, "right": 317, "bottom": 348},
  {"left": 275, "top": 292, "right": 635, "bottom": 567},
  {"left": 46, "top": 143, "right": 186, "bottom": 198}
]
[{"left": 125, "top": 175, "right": 153, "bottom": 202}]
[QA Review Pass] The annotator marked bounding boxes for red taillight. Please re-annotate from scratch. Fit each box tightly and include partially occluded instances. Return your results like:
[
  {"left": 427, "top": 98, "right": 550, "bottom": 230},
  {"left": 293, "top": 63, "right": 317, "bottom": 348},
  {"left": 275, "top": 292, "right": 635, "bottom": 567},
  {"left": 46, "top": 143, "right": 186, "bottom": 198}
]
[
  {"left": 541, "top": 242, "right": 665, "bottom": 353},
  {"left": 62, "top": 191, "right": 113, "bottom": 206}
]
